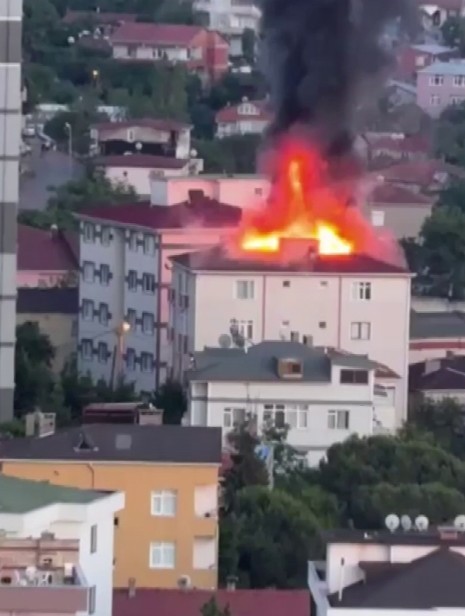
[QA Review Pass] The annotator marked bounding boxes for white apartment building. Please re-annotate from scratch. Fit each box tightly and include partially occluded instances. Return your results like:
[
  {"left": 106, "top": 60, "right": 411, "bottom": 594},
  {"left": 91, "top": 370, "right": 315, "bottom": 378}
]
[
  {"left": 187, "top": 341, "right": 398, "bottom": 466},
  {"left": 0, "top": 474, "right": 124, "bottom": 616},
  {"left": 169, "top": 243, "right": 412, "bottom": 425},
  {"left": 308, "top": 523, "right": 465, "bottom": 616},
  {"left": 77, "top": 198, "right": 241, "bottom": 391}
]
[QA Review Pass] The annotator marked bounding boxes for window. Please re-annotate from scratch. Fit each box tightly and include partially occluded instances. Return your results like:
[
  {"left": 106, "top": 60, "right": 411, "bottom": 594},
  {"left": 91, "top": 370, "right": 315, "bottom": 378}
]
[
  {"left": 235, "top": 280, "right": 254, "bottom": 299},
  {"left": 142, "top": 312, "right": 154, "bottom": 334},
  {"left": 371, "top": 210, "right": 385, "bottom": 227},
  {"left": 415, "top": 55, "right": 425, "bottom": 67},
  {"left": 451, "top": 95, "right": 465, "bottom": 105},
  {"left": 127, "top": 270, "right": 137, "bottom": 291},
  {"left": 101, "top": 227, "right": 111, "bottom": 246},
  {"left": 283, "top": 280, "right": 290, "bottom": 288},
  {"left": 81, "top": 339, "right": 92, "bottom": 360},
  {"left": 454, "top": 75, "right": 465, "bottom": 87},
  {"left": 328, "top": 410, "right": 350, "bottom": 430},
  {"left": 319, "top": 321, "right": 326, "bottom": 329},
  {"left": 83, "top": 261, "right": 95, "bottom": 283},
  {"left": 230, "top": 319, "right": 253, "bottom": 341},
  {"left": 82, "top": 299, "right": 94, "bottom": 321},
  {"left": 141, "top": 352, "right": 153, "bottom": 372},
  {"left": 88, "top": 586, "right": 96, "bottom": 614},
  {"left": 97, "top": 342, "right": 108, "bottom": 364},
  {"left": 99, "top": 304, "right": 109, "bottom": 326},
  {"left": 128, "top": 232, "right": 138, "bottom": 251},
  {"left": 144, "top": 235, "right": 155, "bottom": 255},
  {"left": 223, "top": 407, "right": 246, "bottom": 428},
  {"left": 83, "top": 223, "right": 94, "bottom": 243},
  {"left": 90, "top": 525, "right": 97, "bottom": 554},
  {"left": 142, "top": 273, "right": 155, "bottom": 294},
  {"left": 350, "top": 321, "right": 371, "bottom": 340},
  {"left": 100, "top": 264, "right": 110, "bottom": 286},
  {"left": 263, "top": 404, "right": 308, "bottom": 430},
  {"left": 340, "top": 369, "right": 369, "bottom": 384},
  {"left": 352, "top": 281, "right": 371, "bottom": 301},
  {"left": 151, "top": 490, "right": 177, "bottom": 517},
  {"left": 126, "top": 348, "right": 136, "bottom": 371},
  {"left": 127, "top": 309, "right": 137, "bottom": 330},
  {"left": 290, "top": 331, "right": 299, "bottom": 342},
  {"left": 429, "top": 74, "right": 444, "bottom": 86},
  {"left": 149, "top": 542, "right": 175, "bottom": 569},
  {"left": 254, "top": 187, "right": 263, "bottom": 196},
  {"left": 430, "top": 94, "right": 441, "bottom": 106}
]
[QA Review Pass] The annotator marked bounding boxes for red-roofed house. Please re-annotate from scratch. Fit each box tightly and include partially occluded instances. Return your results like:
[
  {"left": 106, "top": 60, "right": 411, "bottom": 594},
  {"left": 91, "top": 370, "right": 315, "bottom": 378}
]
[
  {"left": 110, "top": 23, "right": 229, "bottom": 82},
  {"left": 372, "top": 159, "right": 465, "bottom": 195},
  {"left": 113, "top": 588, "right": 310, "bottom": 616},
  {"left": 17, "top": 225, "right": 79, "bottom": 288},
  {"left": 216, "top": 99, "right": 272, "bottom": 138},
  {"left": 365, "top": 133, "right": 431, "bottom": 163},
  {"left": 396, "top": 43, "right": 458, "bottom": 81}
]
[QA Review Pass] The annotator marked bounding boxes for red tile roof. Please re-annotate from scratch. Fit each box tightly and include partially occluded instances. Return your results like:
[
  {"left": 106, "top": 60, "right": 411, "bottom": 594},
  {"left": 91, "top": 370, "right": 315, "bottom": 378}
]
[
  {"left": 96, "top": 155, "right": 189, "bottom": 170},
  {"left": 79, "top": 199, "right": 242, "bottom": 230},
  {"left": 372, "top": 160, "right": 465, "bottom": 187},
  {"left": 18, "top": 225, "right": 79, "bottom": 273},
  {"left": 63, "top": 10, "right": 137, "bottom": 24},
  {"left": 369, "top": 183, "right": 432, "bottom": 205},
  {"left": 111, "top": 23, "right": 204, "bottom": 46},
  {"left": 216, "top": 100, "right": 273, "bottom": 124},
  {"left": 113, "top": 588, "right": 310, "bottom": 616},
  {"left": 93, "top": 118, "right": 190, "bottom": 133}
]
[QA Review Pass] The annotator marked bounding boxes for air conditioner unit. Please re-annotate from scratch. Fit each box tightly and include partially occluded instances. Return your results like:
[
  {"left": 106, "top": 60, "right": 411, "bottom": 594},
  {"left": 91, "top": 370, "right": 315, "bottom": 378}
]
[{"left": 178, "top": 574, "right": 191, "bottom": 589}]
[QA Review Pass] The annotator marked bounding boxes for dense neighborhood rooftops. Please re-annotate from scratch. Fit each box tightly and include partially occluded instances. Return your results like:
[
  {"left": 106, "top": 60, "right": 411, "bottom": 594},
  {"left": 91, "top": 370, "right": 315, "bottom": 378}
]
[
  {"left": 113, "top": 588, "right": 310, "bottom": 616},
  {"left": 79, "top": 199, "right": 241, "bottom": 230},
  {"left": 410, "top": 310, "right": 465, "bottom": 339},
  {"left": 329, "top": 548, "right": 465, "bottom": 609},
  {"left": 18, "top": 225, "right": 79, "bottom": 272},
  {"left": 17, "top": 287, "right": 78, "bottom": 315},
  {"left": 170, "top": 245, "right": 409, "bottom": 275},
  {"left": 0, "top": 474, "right": 108, "bottom": 513},
  {"left": 409, "top": 355, "right": 465, "bottom": 391},
  {"left": 96, "top": 154, "right": 189, "bottom": 169},
  {"left": 0, "top": 425, "right": 222, "bottom": 464}
]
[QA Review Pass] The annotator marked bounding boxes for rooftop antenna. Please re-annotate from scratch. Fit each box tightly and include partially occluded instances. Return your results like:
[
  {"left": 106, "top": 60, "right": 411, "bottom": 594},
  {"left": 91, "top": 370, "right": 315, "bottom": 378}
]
[
  {"left": 400, "top": 515, "right": 412, "bottom": 532},
  {"left": 385, "top": 514, "right": 400, "bottom": 533}
]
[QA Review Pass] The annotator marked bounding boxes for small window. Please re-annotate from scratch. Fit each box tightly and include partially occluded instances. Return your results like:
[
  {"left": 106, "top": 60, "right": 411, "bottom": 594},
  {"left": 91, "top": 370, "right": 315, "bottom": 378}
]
[
  {"left": 371, "top": 210, "right": 385, "bottom": 227},
  {"left": 142, "top": 274, "right": 155, "bottom": 294},
  {"left": 149, "top": 542, "right": 175, "bottom": 569},
  {"left": 128, "top": 232, "right": 138, "bottom": 252},
  {"left": 81, "top": 339, "right": 92, "bottom": 360},
  {"left": 83, "top": 223, "right": 94, "bottom": 243},
  {"left": 328, "top": 410, "right": 350, "bottom": 430},
  {"left": 235, "top": 280, "right": 254, "bottom": 299},
  {"left": 141, "top": 352, "right": 153, "bottom": 372},
  {"left": 319, "top": 322, "right": 326, "bottom": 329},
  {"left": 127, "top": 309, "right": 137, "bottom": 330},
  {"left": 126, "top": 348, "right": 136, "bottom": 371},
  {"left": 254, "top": 187, "right": 263, "bottom": 196},
  {"left": 351, "top": 321, "right": 371, "bottom": 340},
  {"left": 100, "top": 264, "right": 110, "bottom": 286},
  {"left": 429, "top": 74, "right": 444, "bottom": 86},
  {"left": 82, "top": 262, "right": 95, "bottom": 283},
  {"left": 223, "top": 407, "right": 246, "bottom": 428},
  {"left": 340, "top": 369, "right": 369, "bottom": 384},
  {"left": 142, "top": 312, "right": 154, "bottom": 334},
  {"left": 230, "top": 319, "right": 253, "bottom": 341},
  {"left": 283, "top": 280, "right": 290, "bottom": 288},
  {"left": 82, "top": 299, "right": 94, "bottom": 321},
  {"left": 151, "top": 490, "right": 177, "bottom": 517},
  {"left": 90, "top": 525, "right": 98, "bottom": 553},
  {"left": 320, "top": 281, "right": 328, "bottom": 287},
  {"left": 352, "top": 281, "right": 371, "bottom": 301},
  {"left": 144, "top": 235, "right": 155, "bottom": 255},
  {"left": 99, "top": 304, "right": 109, "bottom": 326},
  {"left": 127, "top": 270, "right": 137, "bottom": 291},
  {"left": 290, "top": 331, "right": 299, "bottom": 342},
  {"left": 101, "top": 227, "right": 111, "bottom": 246},
  {"left": 97, "top": 342, "right": 108, "bottom": 364},
  {"left": 89, "top": 586, "right": 96, "bottom": 614}
]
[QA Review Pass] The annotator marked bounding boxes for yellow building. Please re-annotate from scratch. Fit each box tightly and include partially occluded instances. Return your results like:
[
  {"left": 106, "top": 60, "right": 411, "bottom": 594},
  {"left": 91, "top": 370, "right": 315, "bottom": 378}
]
[{"left": 0, "top": 424, "right": 222, "bottom": 589}]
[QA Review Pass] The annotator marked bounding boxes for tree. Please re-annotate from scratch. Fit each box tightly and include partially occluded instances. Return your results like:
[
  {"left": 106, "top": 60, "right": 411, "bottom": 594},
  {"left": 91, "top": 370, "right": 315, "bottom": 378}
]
[
  {"left": 153, "top": 379, "right": 187, "bottom": 424},
  {"left": 194, "top": 134, "right": 261, "bottom": 174},
  {"left": 442, "top": 16, "right": 465, "bottom": 55},
  {"left": 434, "top": 102, "right": 465, "bottom": 165},
  {"left": 201, "top": 598, "right": 231, "bottom": 616},
  {"left": 242, "top": 28, "right": 256, "bottom": 65}
]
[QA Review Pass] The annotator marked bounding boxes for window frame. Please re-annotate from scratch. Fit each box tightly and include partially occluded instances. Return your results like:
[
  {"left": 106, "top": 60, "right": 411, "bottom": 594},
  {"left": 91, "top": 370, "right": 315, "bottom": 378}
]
[
  {"left": 223, "top": 407, "right": 246, "bottom": 429},
  {"left": 328, "top": 409, "right": 350, "bottom": 430},
  {"left": 97, "top": 342, "right": 108, "bottom": 364},
  {"left": 235, "top": 279, "right": 255, "bottom": 300},
  {"left": 82, "top": 261, "right": 95, "bottom": 283},
  {"left": 99, "top": 303, "right": 109, "bottom": 326},
  {"left": 83, "top": 223, "right": 94, "bottom": 244},
  {"left": 127, "top": 270, "right": 137, "bottom": 292},
  {"left": 126, "top": 348, "right": 136, "bottom": 371},
  {"left": 340, "top": 369, "right": 369, "bottom": 385},
  {"left": 90, "top": 525, "right": 97, "bottom": 554},
  {"left": 101, "top": 227, "right": 111, "bottom": 246},
  {"left": 151, "top": 490, "right": 177, "bottom": 517},
  {"left": 351, "top": 281, "right": 372, "bottom": 301},
  {"left": 82, "top": 299, "right": 94, "bottom": 322},
  {"left": 142, "top": 312, "right": 154, "bottom": 335},
  {"left": 350, "top": 321, "right": 371, "bottom": 341},
  {"left": 81, "top": 339, "right": 92, "bottom": 360},
  {"left": 141, "top": 352, "right": 154, "bottom": 372},
  {"left": 142, "top": 273, "right": 155, "bottom": 294},
  {"left": 143, "top": 234, "right": 155, "bottom": 255},
  {"left": 149, "top": 541, "right": 176, "bottom": 570},
  {"left": 100, "top": 264, "right": 110, "bottom": 286}
]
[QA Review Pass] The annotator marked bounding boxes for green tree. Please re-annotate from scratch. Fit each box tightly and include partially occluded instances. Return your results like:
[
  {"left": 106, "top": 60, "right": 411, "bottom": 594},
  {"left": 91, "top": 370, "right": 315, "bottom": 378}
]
[
  {"left": 194, "top": 135, "right": 261, "bottom": 174},
  {"left": 241, "top": 28, "right": 256, "bottom": 65},
  {"left": 153, "top": 379, "right": 187, "bottom": 425},
  {"left": 201, "top": 598, "right": 231, "bottom": 616},
  {"left": 434, "top": 102, "right": 465, "bottom": 165},
  {"left": 442, "top": 16, "right": 465, "bottom": 55},
  {"left": 23, "top": 0, "right": 61, "bottom": 61},
  {"left": 409, "top": 396, "right": 465, "bottom": 458}
]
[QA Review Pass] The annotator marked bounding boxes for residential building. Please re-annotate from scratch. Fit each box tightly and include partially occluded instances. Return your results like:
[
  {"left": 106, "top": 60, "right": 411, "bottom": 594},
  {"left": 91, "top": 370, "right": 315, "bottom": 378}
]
[
  {"left": 364, "top": 183, "right": 433, "bottom": 239},
  {"left": 0, "top": 0, "right": 22, "bottom": 421},
  {"left": 308, "top": 523, "right": 465, "bottom": 615},
  {"left": 187, "top": 341, "right": 399, "bottom": 465},
  {"left": 150, "top": 173, "right": 270, "bottom": 208},
  {"left": 114, "top": 588, "right": 310, "bottom": 616},
  {"left": 410, "top": 354, "right": 465, "bottom": 401},
  {"left": 0, "top": 424, "right": 222, "bottom": 590},
  {"left": 410, "top": 309, "right": 465, "bottom": 363},
  {"left": 17, "top": 225, "right": 79, "bottom": 288},
  {"left": 417, "top": 60, "right": 465, "bottom": 117},
  {"left": 0, "top": 474, "right": 124, "bottom": 616},
  {"left": 216, "top": 99, "right": 271, "bottom": 138},
  {"left": 372, "top": 159, "right": 465, "bottom": 195},
  {"left": 418, "top": 0, "right": 465, "bottom": 29},
  {"left": 365, "top": 133, "right": 430, "bottom": 164},
  {"left": 385, "top": 80, "right": 417, "bottom": 108},
  {"left": 77, "top": 197, "right": 241, "bottom": 390},
  {"left": 90, "top": 118, "right": 192, "bottom": 159},
  {"left": 82, "top": 401, "right": 163, "bottom": 425},
  {"left": 96, "top": 155, "right": 203, "bottom": 197},
  {"left": 16, "top": 287, "right": 79, "bottom": 373},
  {"left": 169, "top": 244, "right": 412, "bottom": 425},
  {"left": 397, "top": 43, "right": 457, "bottom": 81},
  {"left": 110, "top": 23, "right": 229, "bottom": 82}
]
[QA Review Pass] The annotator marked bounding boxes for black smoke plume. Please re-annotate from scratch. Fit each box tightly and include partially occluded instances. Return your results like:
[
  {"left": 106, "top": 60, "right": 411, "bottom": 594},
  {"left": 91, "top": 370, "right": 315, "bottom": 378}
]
[{"left": 259, "top": 0, "right": 418, "bottom": 158}]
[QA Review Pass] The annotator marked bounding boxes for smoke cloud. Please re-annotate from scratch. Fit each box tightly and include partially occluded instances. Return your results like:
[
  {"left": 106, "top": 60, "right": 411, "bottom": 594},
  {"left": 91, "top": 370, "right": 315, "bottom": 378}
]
[{"left": 259, "top": 0, "right": 417, "bottom": 157}]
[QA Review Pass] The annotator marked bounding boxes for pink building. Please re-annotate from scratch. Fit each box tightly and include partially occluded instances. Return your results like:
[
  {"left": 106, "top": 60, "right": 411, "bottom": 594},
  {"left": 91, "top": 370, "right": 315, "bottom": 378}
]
[
  {"left": 417, "top": 60, "right": 465, "bottom": 117},
  {"left": 397, "top": 43, "right": 457, "bottom": 81}
]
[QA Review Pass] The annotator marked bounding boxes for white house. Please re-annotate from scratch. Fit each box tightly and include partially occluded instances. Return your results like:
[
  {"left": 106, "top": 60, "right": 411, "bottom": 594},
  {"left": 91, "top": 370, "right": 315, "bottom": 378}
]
[
  {"left": 169, "top": 243, "right": 412, "bottom": 426},
  {"left": 77, "top": 197, "right": 241, "bottom": 391},
  {"left": 308, "top": 522, "right": 465, "bottom": 616},
  {"left": 215, "top": 99, "right": 271, "bottom": 138},
  {"left": 186, "top": 341, "right": 398, "bottom": 466},
  {"left": 0, "top": 474, "right": 124, "bottom": 616}
]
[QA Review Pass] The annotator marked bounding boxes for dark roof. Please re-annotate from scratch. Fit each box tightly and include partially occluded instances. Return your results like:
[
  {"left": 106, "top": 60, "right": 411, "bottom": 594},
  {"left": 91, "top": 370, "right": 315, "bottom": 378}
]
[
  {"left": 96, "top": 154, "right": 189, "bottom": 169},
  {"left": 410, "top": 310, "right": 465, "bottom": 339},
  {"left": 17, "top": 287, "right": 78, "bottom": 315},
  {"left": 409, "top": 355, "right": 465, "bottom": 391},
  {"left": 187, "top": 341, "right": 378, "bottom": 383},
  {"left": 18, "top": 226, "right": 79, "bottom": 272},
  {"left": 0, "top": 425, "right": 222, "bottom": 465},
  {"left": 113, "top": 589, "right": 310, "bottom": 616},
  {"left": 170, "top": 245, "right": 408, "bottom": 275},
  {"left": 0, "top": 474, "right": 108, "bottom": 513},
  {"left": 79, "top": 200, "right": 242, "bottom": 230},
  {"left": 329, "top": 548, "right": 465, "bottom": 609}
]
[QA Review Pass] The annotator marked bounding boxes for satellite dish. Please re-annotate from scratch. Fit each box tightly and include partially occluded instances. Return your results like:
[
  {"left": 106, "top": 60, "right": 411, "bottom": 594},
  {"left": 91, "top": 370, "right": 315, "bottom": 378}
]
[
  {"left": 218, "top": 334, "right": 232, "bottom": 349},
  {"left": 415, "top": 515, "right": 429, "bottom": 532},
  {"left": 400, "top": 515, "right": 412, "bottom": 531},
  {"left": 454, "top": 515, "right": 465, "bottom": 531},
  {"left": 385, "top": 514, "right": 400, "bottom": 532}
]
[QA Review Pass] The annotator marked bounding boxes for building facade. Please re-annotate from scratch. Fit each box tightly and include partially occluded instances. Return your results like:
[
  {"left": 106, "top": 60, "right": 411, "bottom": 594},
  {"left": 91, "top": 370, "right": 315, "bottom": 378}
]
[
  {"left": 0, "top": 0, "right": 22, "bottom": 420},
  {"left": 215, "top": 100, "right": 271, "bottom": 138},
  {"left": 170, "top": 246, "right": 412, "bottom": 425},
  {"left": 0, "top": 424, "right": 222, "bottom": 590},
  {"left": 417, "top": 60, "right": 465, "bottom": 117},
  {"left": 187, "top": 342, "right": 398, "bottom": 465},
  {"left": 396, "top": 43, "right": 457, "bottom": 81}
]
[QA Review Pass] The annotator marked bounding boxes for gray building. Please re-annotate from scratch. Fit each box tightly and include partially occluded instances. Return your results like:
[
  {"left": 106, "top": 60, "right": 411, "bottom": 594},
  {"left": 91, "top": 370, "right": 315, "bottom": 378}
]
[{"left": 0, "top": 0, "right": 22, "bottom": 420}]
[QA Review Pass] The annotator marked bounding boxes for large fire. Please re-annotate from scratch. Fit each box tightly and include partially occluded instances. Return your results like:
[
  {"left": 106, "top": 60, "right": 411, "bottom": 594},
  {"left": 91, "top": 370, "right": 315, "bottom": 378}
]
[{"left": 238, "top": 140, "right": 365, "bottom": 256}]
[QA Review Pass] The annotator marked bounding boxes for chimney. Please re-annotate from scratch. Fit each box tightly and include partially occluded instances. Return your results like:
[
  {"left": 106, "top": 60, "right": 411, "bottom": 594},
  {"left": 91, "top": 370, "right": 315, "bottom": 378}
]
[
  {"left": 226, "top": 575, "right": 237, "bottom": 591},
  {"left": 424, "top": 358, "right": 441, "bottom": 376},
  {"left": 128, "top": 578, "right": 136, "bottom": 598}
]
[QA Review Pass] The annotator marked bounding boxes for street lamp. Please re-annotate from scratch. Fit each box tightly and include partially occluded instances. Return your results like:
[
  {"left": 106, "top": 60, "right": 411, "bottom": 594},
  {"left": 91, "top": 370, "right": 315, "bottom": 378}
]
[
  {"left": 64, "top": 122, "right": 73, "bottom": 177},
  {"left": 112, "top": 321, "right": 131, "bottom": 388}
]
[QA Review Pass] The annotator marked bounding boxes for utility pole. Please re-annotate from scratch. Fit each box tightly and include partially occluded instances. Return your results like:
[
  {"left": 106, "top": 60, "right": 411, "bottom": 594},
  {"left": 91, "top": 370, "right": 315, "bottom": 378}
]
[{"left": 64, "top": 122, "right": 73, "bottom": 178}]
